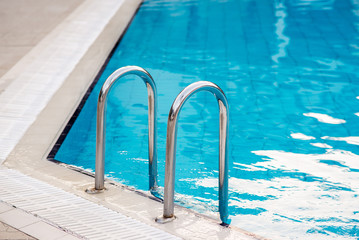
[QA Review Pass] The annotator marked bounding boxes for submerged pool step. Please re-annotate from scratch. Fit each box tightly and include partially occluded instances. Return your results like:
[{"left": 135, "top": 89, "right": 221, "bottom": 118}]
[{"left": 0, "top": 168, "right": 180, "bottom": 240}]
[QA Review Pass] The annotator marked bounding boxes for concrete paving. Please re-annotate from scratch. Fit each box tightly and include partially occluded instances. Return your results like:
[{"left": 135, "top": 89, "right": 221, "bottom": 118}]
[
  {"left": 0, "top": 201, "right": 81, "bottom": 240},
  {"left": 0, "top": 221, "right": 36, "bottom": 240},
  {"left": 0, "top": 0, "right": 83, "bottom": 81},
  {"left": 0, "top": 168, "right": 178, "bottom": 240}
]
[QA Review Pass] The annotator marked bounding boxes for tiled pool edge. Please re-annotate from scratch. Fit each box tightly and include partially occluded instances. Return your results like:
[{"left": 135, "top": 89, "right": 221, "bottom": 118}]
[
  {"left": 0, "top": 200, "right": 82, "bottom": 240},
  {"left": 1, "top": 0, "right": 266, "bottom": 239},
  {"left": 0, "top": 168, "right": 179, "bottom": 240}
]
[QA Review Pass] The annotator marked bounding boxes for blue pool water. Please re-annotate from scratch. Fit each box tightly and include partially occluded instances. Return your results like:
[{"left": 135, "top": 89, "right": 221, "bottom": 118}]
[{"left": 55, "top": 0, "right": 359, "bottom": 239}]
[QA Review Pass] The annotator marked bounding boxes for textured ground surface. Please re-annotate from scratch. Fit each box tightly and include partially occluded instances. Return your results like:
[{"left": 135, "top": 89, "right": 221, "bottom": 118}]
[
  {"left": 0, "top": 221, "right": 36, "bottom": 240},
  {"left": 0, "top": 0, "right": 83, "bottom": 81}
]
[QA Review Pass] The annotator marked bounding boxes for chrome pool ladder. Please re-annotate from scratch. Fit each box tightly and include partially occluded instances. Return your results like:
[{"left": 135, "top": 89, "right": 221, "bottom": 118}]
[
  {"left": 156, "top": 81, "right": 230, "bottom": 225},
  {"left": 87, "top": 66, "right": 158, "bottom": 193},
  {"left": 87, "top": 65, "right": 229, "bottom": 225}
]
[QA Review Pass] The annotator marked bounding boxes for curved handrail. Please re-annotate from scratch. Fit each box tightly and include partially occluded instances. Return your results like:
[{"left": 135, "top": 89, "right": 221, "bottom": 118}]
[
  {"left": 156, "top": 81, "right": 230, "bottom": 225},
  {"left": 93, "top": 66, "right": 158, "bottom": 192}
]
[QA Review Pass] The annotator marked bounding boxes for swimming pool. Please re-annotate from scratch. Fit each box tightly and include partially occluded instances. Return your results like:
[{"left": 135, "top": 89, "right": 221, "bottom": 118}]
[{"left": 54, "top": 0, "right": 359, "bottom": 239}]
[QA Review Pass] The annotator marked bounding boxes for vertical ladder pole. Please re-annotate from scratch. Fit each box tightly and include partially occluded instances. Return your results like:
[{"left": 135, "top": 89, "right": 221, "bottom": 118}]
[
  {"left": 146, "top": 81, "right": 158, "bottom": 191},
  {"left": 87, "top": 66, "right": 158, "bottom": 193},
  {"left": 156, "top": 81, "right": 230, "bottom": 225}
]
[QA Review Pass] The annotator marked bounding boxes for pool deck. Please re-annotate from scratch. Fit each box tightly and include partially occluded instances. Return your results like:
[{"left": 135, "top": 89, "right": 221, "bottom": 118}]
[{"left": 0, "top": 1, "right": 266, "bottom": 239}]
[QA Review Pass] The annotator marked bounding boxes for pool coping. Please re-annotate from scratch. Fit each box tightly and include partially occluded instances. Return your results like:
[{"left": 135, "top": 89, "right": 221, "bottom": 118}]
[{"left": 1, "top": 0, "right": 267, "bottom": 239}]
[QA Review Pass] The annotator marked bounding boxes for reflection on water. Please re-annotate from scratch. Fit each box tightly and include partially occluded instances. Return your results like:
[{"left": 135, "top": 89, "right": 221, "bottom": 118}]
[
  {"left": 322, "top": 135, "right": 359, "bottom": 145},
  {"left": 247, "top": 147, "right": 359, "bottom": 239},
  {"left": 55, "top": 0, "right": 359, "bottom": 239},
  {"left": 303, "top": 112, "right": 346, "bottom": 124},
  {"left": 196, "top": 175, "right": 358, "bottom": 239},
  {"left": 310, "top": 142, "right": 332, "bottom": 148},
  {"left": 289, "top": 0, "right": 335, "bottom": 10},
  {"left": 253, "top": 149, "right": 359, "bottom": 188},
  {"left": 272, "top": 0, "right": 290, "bottom": 63},
  {"left": 291, "top": 132, "right": 315, "bottom": 140}
]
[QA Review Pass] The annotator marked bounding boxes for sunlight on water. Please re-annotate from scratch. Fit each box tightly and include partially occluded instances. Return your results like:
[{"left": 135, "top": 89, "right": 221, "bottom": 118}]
[
  {"left": 253, "top": 149, "right": 359, "bottom": 188},
  {"left": 272, "top": 1, "right": 290, "bottom": 64},
  {"left": 290, "top": 133, "right": 315, "bottom": 140},
  {"left": 303, "top": 113, "right": 346, "bottom": 124},
  {"left": 322, "top": 136, "right": 359, "bottom": 145}
]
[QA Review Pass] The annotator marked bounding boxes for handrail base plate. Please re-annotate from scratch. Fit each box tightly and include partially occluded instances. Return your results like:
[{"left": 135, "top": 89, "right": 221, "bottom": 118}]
[
  {"left": 155, "top": 215, "right": 176, "bottom": 224},
  {"left": 85, "top": 187, "right": 106, "bottom": 194}
]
